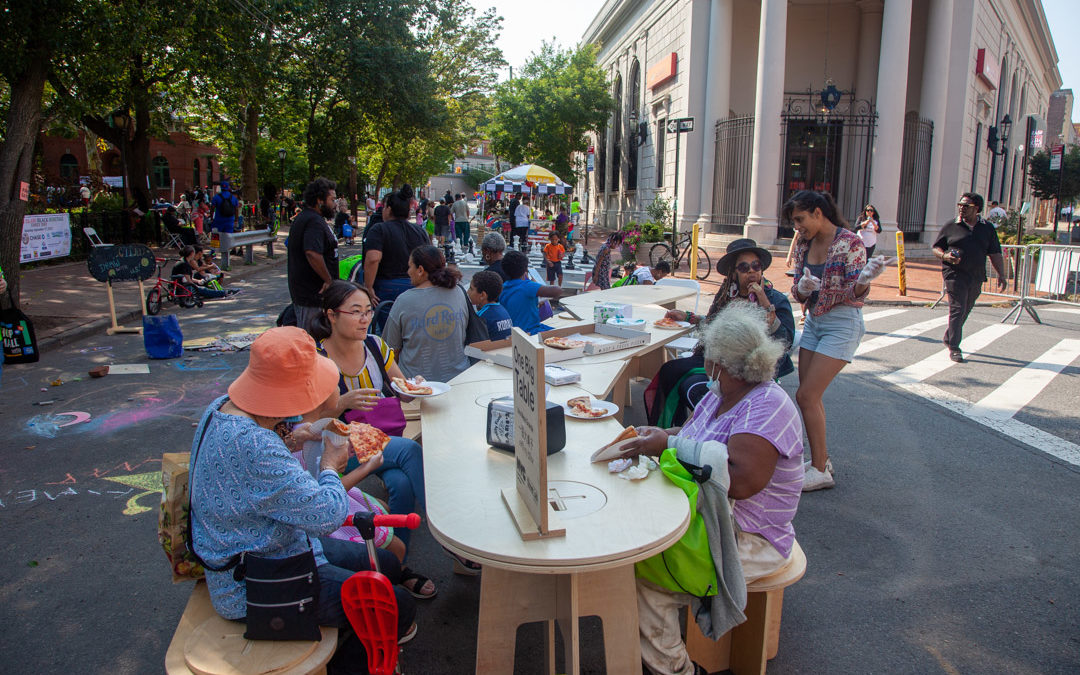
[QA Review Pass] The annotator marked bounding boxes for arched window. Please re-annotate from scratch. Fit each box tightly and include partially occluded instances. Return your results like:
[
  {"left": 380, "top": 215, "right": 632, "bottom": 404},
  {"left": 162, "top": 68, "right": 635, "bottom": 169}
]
[
  {"left": 627, "top": 60, "right": 641, "bottom": 191},
  {"left": 612, "top": 73, "right": 623, "bottom": 193},
  {"left": 597, "top": 130, "right": 607, "bottom": 193},
  {"left": 193, "top": 158, "right": 200, "bottom": 188},
  {"left": 152, "top": 156, "right": 170, "bottom": 189},
  {"left": 59, "top": 153, "right": 79, "bottom": 181}
]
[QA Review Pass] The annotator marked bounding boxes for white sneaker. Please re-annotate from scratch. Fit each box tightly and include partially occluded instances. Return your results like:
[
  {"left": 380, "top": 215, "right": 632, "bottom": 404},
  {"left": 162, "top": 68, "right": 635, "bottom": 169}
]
[{"left": 802, "top": 459, "right": 835, "bottom": 492}]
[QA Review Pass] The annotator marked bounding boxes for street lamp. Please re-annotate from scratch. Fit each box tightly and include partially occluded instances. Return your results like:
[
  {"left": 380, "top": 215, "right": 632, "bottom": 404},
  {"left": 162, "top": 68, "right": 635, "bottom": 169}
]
[
  {"left": 986, "top": 114, "right": 1012, "bottom": 201},
  {"left": 628, "top": 110, "right": 648, "bottom": 148}
]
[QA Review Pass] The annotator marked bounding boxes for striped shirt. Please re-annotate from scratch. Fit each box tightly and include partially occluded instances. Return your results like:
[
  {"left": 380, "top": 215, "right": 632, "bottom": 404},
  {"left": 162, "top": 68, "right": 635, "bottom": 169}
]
[
  {"left": 680, "top": 382, "right": 803, "bottom": 557},
  {"left": 321, "top": 336, "right": 396, "bottom": 394}
]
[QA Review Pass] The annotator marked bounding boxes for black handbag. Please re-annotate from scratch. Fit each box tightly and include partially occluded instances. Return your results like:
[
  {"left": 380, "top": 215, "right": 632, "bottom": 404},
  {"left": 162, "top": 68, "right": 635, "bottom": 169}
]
[
  {"left": 1, "top": 289, "right": 39, "bottom": 364},
  {"left": 187, "top": 418, "right": 323, "bottom": 641}
]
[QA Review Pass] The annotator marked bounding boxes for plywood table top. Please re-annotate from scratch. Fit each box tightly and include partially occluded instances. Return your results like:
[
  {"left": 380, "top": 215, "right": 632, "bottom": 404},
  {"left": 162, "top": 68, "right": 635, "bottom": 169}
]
[
  {"left": 450, "top": 360, "right": 630, "bottom": 400},
  {"left": 420, "top": 379, "right": 690, "bottom": 573},
  {"left": 560, "top": 284, "right": 697, "bottom": 310}
]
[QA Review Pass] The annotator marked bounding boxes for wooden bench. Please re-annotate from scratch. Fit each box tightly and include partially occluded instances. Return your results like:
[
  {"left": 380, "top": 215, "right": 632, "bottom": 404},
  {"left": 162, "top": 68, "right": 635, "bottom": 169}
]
[
  {"left": 166, "top": 581, "right": 337, "bottom": 675},
  {"left": 685, "top": 540, "right": 806, "bottom": 675}
]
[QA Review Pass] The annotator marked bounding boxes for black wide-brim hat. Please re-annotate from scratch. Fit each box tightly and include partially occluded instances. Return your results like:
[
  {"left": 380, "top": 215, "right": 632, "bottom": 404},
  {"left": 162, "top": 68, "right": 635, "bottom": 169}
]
[{"left": 716, "top": 238, "right": 772, "bottom": 277}]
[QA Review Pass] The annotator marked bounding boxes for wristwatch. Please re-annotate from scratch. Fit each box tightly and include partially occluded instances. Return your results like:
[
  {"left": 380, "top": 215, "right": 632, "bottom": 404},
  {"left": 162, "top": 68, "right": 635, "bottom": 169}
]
[{"left": 765, "top": 304, "right": 776, "bottom": 314}]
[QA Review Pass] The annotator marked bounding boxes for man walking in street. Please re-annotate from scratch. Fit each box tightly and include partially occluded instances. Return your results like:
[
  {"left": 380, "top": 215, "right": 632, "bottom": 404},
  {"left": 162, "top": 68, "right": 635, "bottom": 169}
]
[
  {"left": 287, "top": 177, "right": 340, "bottom": 333},
  {"left": 933, "top": 192, "right": 1007, "bottom": 363},
  {"left": 210, "top": 180, "right": 240, "bottom": 234},
  {"left": 452, "top": 193, "right": 471, "bottom": 248},
  {"left": 433, "top": 197, "right": 452, "bottom": 246}
]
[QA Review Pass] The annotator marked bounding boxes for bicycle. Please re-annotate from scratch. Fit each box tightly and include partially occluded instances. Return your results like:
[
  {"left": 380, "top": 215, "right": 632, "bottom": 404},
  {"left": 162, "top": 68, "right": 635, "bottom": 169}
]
[
  {"left": 649, "top": 232, "right": 712, "bottom": 281},
  {"left": 145, "top": 257, "right": 204, "bottom": 315}
]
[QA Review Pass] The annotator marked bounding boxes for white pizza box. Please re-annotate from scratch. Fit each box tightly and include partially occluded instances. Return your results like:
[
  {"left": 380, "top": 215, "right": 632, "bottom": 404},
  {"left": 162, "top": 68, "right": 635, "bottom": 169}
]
[
  {"left": 593, "top": 302, "right": 632, "bottom": 324},
  {"left": 538, "top": 323, "right": 651, "bottom": 356},
  {"left": 544, "top": 364, "right": 582, "bottom": 386}
]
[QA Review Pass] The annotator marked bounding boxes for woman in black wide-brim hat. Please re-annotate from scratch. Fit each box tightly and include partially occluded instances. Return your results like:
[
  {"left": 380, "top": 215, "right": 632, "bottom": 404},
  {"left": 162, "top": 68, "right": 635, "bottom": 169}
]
[{"left": 643, "top": 238, "right": 796, "bottom": 427}]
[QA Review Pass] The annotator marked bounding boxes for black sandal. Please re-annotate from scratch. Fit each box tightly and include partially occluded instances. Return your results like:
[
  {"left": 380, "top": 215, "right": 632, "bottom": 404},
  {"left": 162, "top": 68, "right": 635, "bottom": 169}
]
[
  {"left": 400, "top": 566, "right": 437, "bottom": 599},
  {"left": 443, "top": 547, "right": 482, "bottom": 575}
]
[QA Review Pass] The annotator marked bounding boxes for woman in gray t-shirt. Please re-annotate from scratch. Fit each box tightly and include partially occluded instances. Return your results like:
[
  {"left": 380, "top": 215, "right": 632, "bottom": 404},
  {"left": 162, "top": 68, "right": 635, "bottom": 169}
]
[{"left": 383, "top": 245, "right": 471, "bottom": 382}]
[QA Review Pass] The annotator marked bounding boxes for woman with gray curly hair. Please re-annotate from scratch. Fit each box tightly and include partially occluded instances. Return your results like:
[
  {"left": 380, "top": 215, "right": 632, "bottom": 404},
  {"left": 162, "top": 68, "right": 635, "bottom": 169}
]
[{"left": 624, "top": 302, "right": 804, "bottom": 675}]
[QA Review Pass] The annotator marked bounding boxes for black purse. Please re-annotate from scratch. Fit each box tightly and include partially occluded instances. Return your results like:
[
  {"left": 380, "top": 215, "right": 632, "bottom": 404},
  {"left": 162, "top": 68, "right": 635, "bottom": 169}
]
[{"left": 187, "top": 416, "right": 323, "bottom": 641}]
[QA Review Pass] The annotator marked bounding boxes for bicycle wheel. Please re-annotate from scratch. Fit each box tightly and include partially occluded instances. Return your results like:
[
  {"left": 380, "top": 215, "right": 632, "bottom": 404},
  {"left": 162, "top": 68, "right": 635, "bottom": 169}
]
[
  {"left": 178, "top": 285, "right": 198, "bottom": 308},
  {"left": 649, "top": 242, "right": 674, "bottom": 268},
  {"left": 146, "top": 288, "right": 162, "bottom": 315},
  {"left": 694, "top": 247, "right": 712, "bottom": 281}
]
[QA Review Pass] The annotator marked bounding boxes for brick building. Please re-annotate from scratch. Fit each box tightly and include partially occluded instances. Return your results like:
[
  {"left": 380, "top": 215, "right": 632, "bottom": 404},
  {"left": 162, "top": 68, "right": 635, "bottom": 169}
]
[{"left": 39, "top": 129, "right": 222, "bottom": 200}]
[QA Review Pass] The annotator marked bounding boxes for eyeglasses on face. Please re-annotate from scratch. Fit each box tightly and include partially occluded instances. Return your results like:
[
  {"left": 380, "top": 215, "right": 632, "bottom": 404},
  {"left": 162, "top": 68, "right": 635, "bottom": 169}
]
[
  {"left": 335, "top": 308, "right": 375, "bottom": 319},
  {"left": 736, "top": 261, "right": 764, "bottom": 273},
  {"left": 957, "top": 202, "right": 976, "bottom": 209}
]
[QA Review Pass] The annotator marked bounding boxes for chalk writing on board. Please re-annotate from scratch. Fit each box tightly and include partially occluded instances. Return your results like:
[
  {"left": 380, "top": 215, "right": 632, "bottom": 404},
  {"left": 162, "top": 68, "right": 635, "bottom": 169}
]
[{"left": 87, "top": 243, "right": 155, "bottom": 282}]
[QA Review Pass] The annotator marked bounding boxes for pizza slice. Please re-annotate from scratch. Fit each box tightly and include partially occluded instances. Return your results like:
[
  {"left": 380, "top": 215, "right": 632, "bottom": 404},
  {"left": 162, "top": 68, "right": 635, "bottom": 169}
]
[
  {"left": 566, "top": 395, "right": 607, "bottom": 418},
  {"left": 590, "top": 426, "right": 640, "bottom": 462},
  {"left": 391, "top": 375, "right": 433, "bottom": 395},
  {"left": 654, "top": 317, "right": 682, "bottom": 328},
  {"left": 346, "top": 422, "right": 391, "bottom": 463},
  {"left": 543, "top": 336, "right": 586, "bottom": 350}
]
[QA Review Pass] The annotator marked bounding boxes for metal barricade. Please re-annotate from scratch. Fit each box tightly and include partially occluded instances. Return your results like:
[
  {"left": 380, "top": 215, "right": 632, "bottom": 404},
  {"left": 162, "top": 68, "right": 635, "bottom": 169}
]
[{"left": 1023, "top": 243, "right": 1080, "bottom": 310}]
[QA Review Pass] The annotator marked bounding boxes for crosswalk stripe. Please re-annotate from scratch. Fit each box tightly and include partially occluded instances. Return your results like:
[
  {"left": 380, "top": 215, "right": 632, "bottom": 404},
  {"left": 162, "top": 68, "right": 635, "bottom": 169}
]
[
  {"left": 855, "top": 315, "right": 949, "bottom": 356},
  {"left": 862, "top": 309, "right": 908, "bottom": 322},
  {"left": 966, "top": 339, "right": 1080, "bottom": 420},
  {"left": 1041, "top": 307, "right": 1080, "bottom": 315},
  {"left": 888, "top": 380, "right": 1080, "bottom": 467},
  {"left": 880, "top": 323, "right": 1017, "bottom": 385}
]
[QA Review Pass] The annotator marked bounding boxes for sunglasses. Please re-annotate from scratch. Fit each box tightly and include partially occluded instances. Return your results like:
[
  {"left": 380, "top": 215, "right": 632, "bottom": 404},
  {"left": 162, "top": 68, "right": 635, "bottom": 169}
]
[{"left": 735, "top": 261, "right": 764, "bottom": 273}]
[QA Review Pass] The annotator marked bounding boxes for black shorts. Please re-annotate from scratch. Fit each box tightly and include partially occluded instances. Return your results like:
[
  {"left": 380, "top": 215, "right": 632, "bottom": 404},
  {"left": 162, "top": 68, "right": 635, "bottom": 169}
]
[{"left": 546, "top": 260, "right": 563, "bottom": 282}]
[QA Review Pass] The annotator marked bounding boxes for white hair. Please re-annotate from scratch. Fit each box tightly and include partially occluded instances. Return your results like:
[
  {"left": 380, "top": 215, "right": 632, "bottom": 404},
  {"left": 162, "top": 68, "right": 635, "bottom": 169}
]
[
  {"left": 481, "top": 231, "right": 506, "bottom": 253},
  {"left": 700, "top": 302, "right": 785, "bottom": 383}
]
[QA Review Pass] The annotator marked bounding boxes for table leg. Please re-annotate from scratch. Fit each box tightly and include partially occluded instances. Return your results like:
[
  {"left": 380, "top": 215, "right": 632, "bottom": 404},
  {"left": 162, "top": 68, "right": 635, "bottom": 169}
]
[
  {"left": 555, "top": 575, "right": 581, "bottom": 675},
  {"left": 575, "top": 565, "right": 642, "bottom": 674},
  {"left": 475, "top": 567, "right": 556, "bottom": 675}
]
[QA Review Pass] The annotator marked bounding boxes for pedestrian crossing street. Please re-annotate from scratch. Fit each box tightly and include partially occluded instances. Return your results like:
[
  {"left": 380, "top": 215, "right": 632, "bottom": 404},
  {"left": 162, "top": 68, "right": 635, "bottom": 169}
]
[{"left": 792, "top": 306, "right": 1080, "bottom": 467}]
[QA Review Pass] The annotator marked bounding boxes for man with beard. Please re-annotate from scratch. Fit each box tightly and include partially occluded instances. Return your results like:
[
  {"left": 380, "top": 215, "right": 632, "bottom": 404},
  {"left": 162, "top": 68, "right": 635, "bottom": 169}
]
[{"left": 287, "top": 177, "right": 340, "bottom": 333}]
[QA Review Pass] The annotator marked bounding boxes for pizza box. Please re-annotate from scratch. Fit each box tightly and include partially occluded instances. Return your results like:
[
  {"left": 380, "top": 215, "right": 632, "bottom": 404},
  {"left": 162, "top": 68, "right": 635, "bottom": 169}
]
[
  {"left": 464, "top": 336, "right": 585, "bottom": 367},
  {"left": 539, "top": 323, "right": 651, "bottom": 356}
]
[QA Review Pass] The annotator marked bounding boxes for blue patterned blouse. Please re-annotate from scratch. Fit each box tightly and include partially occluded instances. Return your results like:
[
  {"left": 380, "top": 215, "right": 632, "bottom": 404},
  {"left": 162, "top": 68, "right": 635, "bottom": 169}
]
[{"left": 189, "top": 395, "right": 349, "bottom": 619}]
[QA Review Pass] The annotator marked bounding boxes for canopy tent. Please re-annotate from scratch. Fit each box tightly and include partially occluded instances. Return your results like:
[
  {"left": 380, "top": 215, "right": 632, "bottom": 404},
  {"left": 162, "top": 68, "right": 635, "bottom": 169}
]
[{"left": 479, "top": 164, "right": 572, "bottom": 195}]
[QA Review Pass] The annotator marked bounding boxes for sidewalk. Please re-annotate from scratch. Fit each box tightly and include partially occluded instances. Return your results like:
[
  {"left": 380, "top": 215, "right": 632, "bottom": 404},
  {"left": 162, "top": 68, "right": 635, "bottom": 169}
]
[{"left": 20, "top": 235, "right": 288, "bottom": 350}]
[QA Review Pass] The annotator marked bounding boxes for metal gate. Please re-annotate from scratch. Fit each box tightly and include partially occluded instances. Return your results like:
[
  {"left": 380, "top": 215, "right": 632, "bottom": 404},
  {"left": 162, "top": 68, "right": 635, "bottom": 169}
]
[
  {"left": 897, "top": 112, "right": 933, "bottom": 237},
  {"left": 711, "top": 115, "right": 755, "bottom": 234},
  {"left": 778, "top": 92, "right": 877, "bottom": 238}
]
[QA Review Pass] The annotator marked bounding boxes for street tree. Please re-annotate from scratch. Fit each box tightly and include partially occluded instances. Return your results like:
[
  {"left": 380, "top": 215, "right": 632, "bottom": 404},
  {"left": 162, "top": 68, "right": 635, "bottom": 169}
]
[
  {"left": 1027, "top": 146, "right": 1080, "bottom": 213},
  {"left": 487, "top": 43, "right": 614, "bottom": 184}
]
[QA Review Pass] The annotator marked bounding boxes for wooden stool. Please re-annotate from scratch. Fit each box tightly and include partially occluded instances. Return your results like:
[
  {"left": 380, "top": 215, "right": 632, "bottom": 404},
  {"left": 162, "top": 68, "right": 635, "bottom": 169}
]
[
  {"left": 685, "top": 540, "right": 806, "bottom": 675},
  {"left": 166, "top": 581, "right": 338, "bottom": 675},
  {"left": 401, "top": 400, "right": 422, "bottom": 442}
]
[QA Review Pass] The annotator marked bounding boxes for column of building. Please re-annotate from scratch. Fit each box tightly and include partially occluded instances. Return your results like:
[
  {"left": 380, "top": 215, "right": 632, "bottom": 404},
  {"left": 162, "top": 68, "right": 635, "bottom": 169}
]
[
  {"left": 696, "top": 0, "right": 734, "bottom": 228},
  {"left": 868, "top": 0, "right": 912, "bottom": 254},
  {"left": 676, "top": 0, "right": 713, "bottom": 230},
  {"left": 743, "top": 0, "right": 788, "bottom": 242}
]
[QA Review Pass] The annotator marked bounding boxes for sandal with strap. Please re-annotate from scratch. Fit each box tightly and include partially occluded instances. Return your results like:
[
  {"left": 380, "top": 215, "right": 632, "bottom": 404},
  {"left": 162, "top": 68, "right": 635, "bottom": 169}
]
[
  {"left": 443, "top": 547, "right": 482, "bottom": 576},
  {"left": 400, "top": 566, "right": 437, "bottom": 599},
  {"left": 398, "top": 622, "right": 418, "bottom": 645}
]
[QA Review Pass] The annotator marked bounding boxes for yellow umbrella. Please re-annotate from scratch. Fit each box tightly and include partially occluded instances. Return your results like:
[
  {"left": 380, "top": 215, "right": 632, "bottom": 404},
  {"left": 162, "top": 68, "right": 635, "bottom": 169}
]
[{"left": 522, "top": 164, "right": 560, "bottom": 184}]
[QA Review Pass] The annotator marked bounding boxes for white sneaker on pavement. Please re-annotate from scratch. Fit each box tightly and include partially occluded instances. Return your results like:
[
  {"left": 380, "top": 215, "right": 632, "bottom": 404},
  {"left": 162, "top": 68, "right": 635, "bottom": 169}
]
[{"left": 802, "top": 459, "right": 835, "bottom": 492}]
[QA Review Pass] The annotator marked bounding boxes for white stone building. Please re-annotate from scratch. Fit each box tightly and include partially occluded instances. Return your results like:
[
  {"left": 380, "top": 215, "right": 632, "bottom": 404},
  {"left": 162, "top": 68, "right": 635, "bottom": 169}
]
[{"left": 581, "top": 0, "right": 1061, "bottom": 250}]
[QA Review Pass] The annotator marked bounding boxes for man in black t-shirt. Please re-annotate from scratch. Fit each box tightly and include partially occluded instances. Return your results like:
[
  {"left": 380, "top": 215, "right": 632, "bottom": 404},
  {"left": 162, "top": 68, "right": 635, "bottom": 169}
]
[
  {"left": 932, "top": 192, "right": 1006, "bottom": 362},
  {"left": 361, "top": 188, "right": 430, "bottom": 306},
  {"left": 287, "top": 177, "right": 340, "bottom": 334},
  {"left": 432, "top": 198, "right": 452, "bottom": 245}
]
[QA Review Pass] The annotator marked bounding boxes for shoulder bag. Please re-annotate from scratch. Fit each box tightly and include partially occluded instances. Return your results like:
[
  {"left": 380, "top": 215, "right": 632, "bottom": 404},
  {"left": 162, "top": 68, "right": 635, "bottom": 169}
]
[
  {"left": 460, "top": 284, "right": 489, "bottom": 345},
  {"left": 187, "top": 416, "right": 323, "bottom": 641},
  {"left": 342, "top": 335, "right": 408, "bottom": 436}
]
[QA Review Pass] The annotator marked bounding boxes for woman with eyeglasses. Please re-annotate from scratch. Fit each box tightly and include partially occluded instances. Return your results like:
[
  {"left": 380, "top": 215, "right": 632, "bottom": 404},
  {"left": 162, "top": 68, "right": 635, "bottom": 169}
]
[
  {"left": 854, "top": 204, "right": 882, "bottom": 257},
  {"left": 308, "top": 280, "right": 438, "bottom": 597},
  {"left": 644, "top": 238, "right": 795, "bottom": 429}
]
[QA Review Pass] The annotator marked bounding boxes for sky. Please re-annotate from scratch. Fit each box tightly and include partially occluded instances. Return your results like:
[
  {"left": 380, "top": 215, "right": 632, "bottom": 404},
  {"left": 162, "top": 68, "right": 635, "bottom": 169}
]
[
  {"left": 466, "top": 0, "right": 607, "bottom": 79},
  {"left": 473, "top": 0, "right": 1080, "bottom": 118}
]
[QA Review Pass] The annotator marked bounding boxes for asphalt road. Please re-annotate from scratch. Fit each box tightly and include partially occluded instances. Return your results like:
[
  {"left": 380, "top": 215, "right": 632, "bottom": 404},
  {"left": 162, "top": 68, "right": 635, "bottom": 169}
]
[{"left": 0, "top": 263, "right": 1077, "bottom": 674}]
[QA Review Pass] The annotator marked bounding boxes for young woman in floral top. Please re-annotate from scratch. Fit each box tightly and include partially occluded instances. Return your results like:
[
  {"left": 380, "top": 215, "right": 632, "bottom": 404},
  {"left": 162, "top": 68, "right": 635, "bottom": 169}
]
[{"left": 786, "top": 191, "right": 888, "bottom": 491}]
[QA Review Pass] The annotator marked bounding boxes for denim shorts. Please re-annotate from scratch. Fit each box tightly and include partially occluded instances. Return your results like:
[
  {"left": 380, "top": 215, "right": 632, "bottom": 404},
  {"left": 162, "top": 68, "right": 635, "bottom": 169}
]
[{"left": 800, "top": 305, "right": 865, "bottom": 362}]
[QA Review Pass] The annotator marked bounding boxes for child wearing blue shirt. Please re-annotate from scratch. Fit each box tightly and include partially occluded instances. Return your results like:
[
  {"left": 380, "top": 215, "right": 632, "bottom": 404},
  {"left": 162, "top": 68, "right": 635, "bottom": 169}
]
[
  {"left": 468, "top": 270, "right": 513, "bottom": 340},
  {"left": 497, "top": 250, "right": 563, "bottom": 334}
]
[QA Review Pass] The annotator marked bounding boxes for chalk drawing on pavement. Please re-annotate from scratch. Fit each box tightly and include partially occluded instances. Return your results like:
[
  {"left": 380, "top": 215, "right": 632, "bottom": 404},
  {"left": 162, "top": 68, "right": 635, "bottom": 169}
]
[{"left": 103, "top": 471, "right": 163, "bottom": 515}]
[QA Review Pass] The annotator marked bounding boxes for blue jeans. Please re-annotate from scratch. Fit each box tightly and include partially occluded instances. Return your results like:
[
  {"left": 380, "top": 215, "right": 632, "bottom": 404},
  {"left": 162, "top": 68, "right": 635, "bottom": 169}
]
[
  {"left": 346, "top": 436, "right": 425, "bottom": 549},
  {"left": 317, "top": 537, "right": 416, "bottom": 675},
  {"left": 372, "top": 277, "right": 414, "bottom": 334}
]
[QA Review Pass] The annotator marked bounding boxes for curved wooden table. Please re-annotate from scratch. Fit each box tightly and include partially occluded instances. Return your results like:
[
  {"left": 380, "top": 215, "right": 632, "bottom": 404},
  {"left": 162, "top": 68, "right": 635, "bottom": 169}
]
[{"left": 422, "top": 379, "right": 690, "bottom": 673}]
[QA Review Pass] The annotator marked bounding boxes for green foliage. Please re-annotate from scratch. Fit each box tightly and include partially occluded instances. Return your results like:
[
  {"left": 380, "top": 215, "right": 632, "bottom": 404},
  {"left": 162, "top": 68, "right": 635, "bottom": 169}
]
[
  {"left": 487, "top": 43, "right": 615, "bottom": 184},
  {"left": 1027, "top": 146, "right": 1080, "bottom": 205},
  {"left": 639, "top": 221, "right": 665, "bottom": 242},
  {"left": 645, "top": 195, "right": 673, "bottom": 230}
]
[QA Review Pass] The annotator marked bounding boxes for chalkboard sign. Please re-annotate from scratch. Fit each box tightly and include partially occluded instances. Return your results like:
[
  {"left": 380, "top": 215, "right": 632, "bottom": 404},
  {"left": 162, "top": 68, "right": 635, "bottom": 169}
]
[{"left": 87, "top": 244, "right": 156, "bottom": 283}]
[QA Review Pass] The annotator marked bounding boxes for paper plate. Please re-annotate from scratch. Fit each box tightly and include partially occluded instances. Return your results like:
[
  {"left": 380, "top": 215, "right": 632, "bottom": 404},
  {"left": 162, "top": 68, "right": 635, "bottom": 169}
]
[
  {"left": 653, "top": 320, "right": 692, "bottom": 330},
  {"left": 390, "top": 380, "right": 450, "bottom": 398},
  {"left": 607, "top": 317, "right": 647, "bottom": 327},
  {"left": 565, "top": 399, "right": 619, "bottom": 420}
]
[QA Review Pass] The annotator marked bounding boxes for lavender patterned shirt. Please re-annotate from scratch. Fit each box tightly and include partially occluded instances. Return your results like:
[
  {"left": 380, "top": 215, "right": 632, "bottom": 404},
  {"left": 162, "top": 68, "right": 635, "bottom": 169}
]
[{"left": 679, "top": 382, "right": 803, "bottom": 557}]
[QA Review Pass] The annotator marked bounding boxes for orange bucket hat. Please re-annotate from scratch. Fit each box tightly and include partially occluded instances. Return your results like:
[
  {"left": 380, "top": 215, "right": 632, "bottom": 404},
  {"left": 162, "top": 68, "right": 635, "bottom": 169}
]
[{"left": 228, "top": 326, "right": 339, "bottom": 418}]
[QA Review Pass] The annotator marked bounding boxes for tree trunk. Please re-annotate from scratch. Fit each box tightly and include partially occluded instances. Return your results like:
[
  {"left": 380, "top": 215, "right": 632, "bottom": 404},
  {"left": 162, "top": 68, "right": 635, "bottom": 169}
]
[
  {"left": 374, "top": 157, "right": 388, "bottom": 200},
  {"left": 240, "top": 99, "right": 260, "bottom": 204},
  {"left": 0, "top": 55, "right": 49, "bottom": 307}
]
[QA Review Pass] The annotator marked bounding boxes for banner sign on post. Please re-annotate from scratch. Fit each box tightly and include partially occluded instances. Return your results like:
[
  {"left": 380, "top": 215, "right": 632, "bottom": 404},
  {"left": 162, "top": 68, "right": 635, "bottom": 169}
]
[
  {"left": 689, "top": 222, "right": 700, "bottom": 280},
  {"left": 502, "top": 327, "right": 564, "bottom": 540},
  {"left": 1050, "top": 144, "right": 1063, "bottom": 171},
  {"left": 895, "top": 231, "right": 907, "bottom": 296},
  {"left": 19, "top": 182, "right": 29, "bottom": 201},
  {"left": 20, "top": 213, "right": 73, "bottom": 263}
]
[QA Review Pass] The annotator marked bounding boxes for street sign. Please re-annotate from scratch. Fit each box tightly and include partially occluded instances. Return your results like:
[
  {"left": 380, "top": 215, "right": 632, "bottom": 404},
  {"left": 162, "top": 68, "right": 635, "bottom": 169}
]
[
  {"left": 666, "top": 116, "right": 695, "bottom": 134},
  {"left": 1051, "top": 144, "right": 1063, "bottom": 171}
]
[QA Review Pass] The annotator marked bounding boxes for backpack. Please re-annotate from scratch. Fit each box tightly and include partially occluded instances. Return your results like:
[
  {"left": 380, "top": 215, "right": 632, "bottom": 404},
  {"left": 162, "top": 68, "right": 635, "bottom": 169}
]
[{"left": 216, "top": 193, "right": 236, "bottom": 218}]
